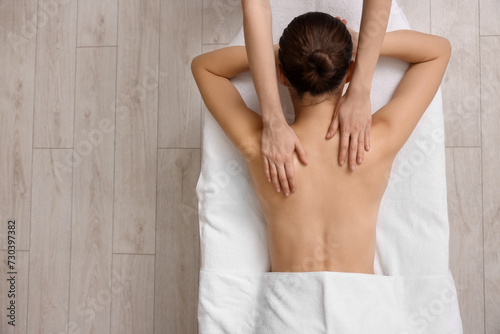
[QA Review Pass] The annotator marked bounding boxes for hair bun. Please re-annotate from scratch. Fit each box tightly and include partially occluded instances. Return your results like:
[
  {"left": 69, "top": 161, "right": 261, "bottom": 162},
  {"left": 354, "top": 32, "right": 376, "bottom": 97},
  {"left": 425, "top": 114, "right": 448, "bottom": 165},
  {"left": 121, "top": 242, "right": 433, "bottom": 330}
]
[
  {"left": 278, "top": 11, "right": 353, "bottom": 98},
  {"left": 308, "top": 49, "right": 333, "bottom": 74}
]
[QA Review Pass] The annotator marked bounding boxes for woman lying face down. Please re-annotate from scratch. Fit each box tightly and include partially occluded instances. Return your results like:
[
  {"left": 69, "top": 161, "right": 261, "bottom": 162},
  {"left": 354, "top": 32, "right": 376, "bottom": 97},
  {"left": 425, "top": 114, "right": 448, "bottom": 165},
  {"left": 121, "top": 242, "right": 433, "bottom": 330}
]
[{"left": 191, "top": 12, "right": 451, "bottom": 273}]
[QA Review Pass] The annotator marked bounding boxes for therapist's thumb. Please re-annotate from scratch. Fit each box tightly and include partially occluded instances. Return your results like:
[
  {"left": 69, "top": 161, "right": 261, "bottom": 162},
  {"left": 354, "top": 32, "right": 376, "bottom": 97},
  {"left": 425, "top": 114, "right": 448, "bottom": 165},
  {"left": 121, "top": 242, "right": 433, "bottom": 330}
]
[
  {"left": 327, "top": 114, "right": 339, "bottom": 139},
  {"left": 295, "top": 140, "right": 308, "bottom": 165}
]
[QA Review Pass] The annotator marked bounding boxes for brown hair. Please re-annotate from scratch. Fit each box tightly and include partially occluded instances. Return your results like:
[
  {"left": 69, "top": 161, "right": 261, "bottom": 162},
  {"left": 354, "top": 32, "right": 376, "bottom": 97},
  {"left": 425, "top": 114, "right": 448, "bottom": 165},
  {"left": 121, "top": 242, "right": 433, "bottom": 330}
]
[{"left": 278, "top": 12, "right": 353, "bottom": 100}]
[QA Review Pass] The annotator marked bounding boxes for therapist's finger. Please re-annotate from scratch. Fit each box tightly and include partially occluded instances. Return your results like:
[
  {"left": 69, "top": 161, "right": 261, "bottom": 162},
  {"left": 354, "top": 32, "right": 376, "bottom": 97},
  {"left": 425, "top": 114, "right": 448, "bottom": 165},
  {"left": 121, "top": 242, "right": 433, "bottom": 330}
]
[
  {"left": 295, "top": 140, "right": 308, "bottom": 166},
  {"left": 339, "top": 130, "right": 350, "bottom": 166},
  {"left": 357, "top": 131, "right": 365, "bottom": 164},
  {"left": 262, "top": 156, "right": 271, "bottom": 182},
  {"left": 348, "top": 133, "right": 359, "bottom": 171},
  {"left": 327, "top": 113, "right": 339, "bottom": 139},
  {"left": 284, "top": 159, "right": 296, "bottom": 193},
  {"left": 365, "top": 126, "right": 371, "bottom": 151},
  {"left": 335, "top": 16, "right": 347, "bottom": 25},
  {"left": 269, "top": 162, "right": 281, "bottom": 192},
  {"left": 277, "top": 164, "right": 291, "bottom": 197}
]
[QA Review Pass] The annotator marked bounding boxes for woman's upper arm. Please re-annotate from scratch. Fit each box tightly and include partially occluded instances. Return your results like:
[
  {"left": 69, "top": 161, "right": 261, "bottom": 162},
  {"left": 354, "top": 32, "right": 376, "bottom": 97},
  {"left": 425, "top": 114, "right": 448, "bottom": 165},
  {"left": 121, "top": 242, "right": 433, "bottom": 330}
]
[
  {"left": 191, "top": 56, "right": 263, "bottom": 157},
  {"left": 372, "top": 39, "right": 451, "bottom": 154}
]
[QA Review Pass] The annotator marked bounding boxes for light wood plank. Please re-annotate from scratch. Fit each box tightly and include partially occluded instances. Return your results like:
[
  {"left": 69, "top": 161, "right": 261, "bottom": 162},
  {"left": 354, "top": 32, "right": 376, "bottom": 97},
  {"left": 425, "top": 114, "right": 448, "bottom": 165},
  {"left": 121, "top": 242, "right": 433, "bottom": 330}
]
[
  {"left": 155, "top": 149, "right": 200, "bottom": 333},
  {"left": 480, "top": 0, "right": 500, "bottom": 36},
  {"left": 480, "top": 36, "right": 500, "bottom": 334},
  {"left": 431, "top": 0, "right": 481, "bottom": 146},
  {"left": 0, "top": 250, "right": 29, "bottom": 333},
  {"left": 28, "top": 149, "right": 72, "bottom": 333},
  {"left": 33, "top": 0, "right": 77, "bottom": 148},
  {"left": 77, "top": 0, "right": 118, "bottom": 47},
  {"left": 68, "top": 47, "right": 117, "bottom": 334},
  {"left": 446, "top": 147, "right": 484, "bottom": 333},
  {"left": 114, "top": 0, "right": 159, "bottom": 254},
  {"left": 397, "top": 0, "right": 430, "bottom": 33},
  {"left": 111, "top": 254, "right": 155, "bottom": 334},
  {"left": 0, "top": 0, "right": 37, "bottom": 252},
  {"left": 203, "top": 0, "right": 242, "bottom": 44},
  {"left": 158, "top": 0, "right": 202, "bottom": 148}
]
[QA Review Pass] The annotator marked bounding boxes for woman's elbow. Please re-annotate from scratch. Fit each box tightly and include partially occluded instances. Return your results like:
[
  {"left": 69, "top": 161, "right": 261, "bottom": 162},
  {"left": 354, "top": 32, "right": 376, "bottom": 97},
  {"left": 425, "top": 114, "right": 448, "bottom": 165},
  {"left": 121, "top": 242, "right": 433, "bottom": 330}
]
[
  {"left": 191, "top": 56, "right": 201, "bottom": 75},
  {"left": 439, "top": 37, "right": 452, "bottom": 58}
]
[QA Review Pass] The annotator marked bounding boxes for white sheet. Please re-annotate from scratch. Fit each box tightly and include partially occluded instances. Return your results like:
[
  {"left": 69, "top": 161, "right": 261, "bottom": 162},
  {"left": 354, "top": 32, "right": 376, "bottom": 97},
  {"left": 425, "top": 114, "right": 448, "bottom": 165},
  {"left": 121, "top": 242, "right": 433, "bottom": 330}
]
[{"left": 196, "top": 0, "right": 463, "bottom": 332}]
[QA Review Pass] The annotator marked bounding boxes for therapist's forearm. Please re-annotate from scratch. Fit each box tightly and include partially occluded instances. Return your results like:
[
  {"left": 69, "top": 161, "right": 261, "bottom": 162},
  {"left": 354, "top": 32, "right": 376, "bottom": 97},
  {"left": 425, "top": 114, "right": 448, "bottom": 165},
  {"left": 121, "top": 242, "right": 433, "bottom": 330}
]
[
  {"left": 242, "top": 0, "right": 285, "bottom": 124},
  {"left": 350, "top": 0, "right": 392, "bottom": 92}
]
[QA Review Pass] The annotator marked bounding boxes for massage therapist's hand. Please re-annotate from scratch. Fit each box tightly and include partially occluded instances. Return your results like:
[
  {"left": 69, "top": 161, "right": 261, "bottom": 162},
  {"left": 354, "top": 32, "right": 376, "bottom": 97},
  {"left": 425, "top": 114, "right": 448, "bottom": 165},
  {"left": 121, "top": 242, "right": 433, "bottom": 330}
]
[
  {"left": 327, "top": 87, "right": 372, "bottom": 171},
  {"left": 262, "top": 115, "right": 308, "bottom": 197}
]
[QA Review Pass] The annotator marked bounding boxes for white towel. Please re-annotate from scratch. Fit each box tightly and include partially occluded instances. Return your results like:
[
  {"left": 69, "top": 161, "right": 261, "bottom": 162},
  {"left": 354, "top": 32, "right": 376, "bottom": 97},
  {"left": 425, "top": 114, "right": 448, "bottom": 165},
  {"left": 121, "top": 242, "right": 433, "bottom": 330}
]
[{"left": 196, "top": 0, "right": 463, "bottom": 332}]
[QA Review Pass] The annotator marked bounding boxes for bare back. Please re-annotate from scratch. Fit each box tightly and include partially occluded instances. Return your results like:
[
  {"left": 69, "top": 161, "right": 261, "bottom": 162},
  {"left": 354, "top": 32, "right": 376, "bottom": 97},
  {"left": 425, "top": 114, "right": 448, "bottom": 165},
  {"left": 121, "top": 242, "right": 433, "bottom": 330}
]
[
  {"left": 245, "top": 123, "right": 393, "bottom": 274},
  {"left": 192, "top": 29, "right": 451, "bottom": 274}
]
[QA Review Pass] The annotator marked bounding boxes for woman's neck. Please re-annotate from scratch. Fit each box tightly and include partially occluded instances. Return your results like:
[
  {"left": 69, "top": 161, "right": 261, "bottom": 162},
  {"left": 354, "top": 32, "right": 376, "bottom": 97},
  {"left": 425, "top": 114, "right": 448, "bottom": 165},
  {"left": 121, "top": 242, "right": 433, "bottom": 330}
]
[{"left": 291, "top": 95, "right": 340, "bottom": 136}]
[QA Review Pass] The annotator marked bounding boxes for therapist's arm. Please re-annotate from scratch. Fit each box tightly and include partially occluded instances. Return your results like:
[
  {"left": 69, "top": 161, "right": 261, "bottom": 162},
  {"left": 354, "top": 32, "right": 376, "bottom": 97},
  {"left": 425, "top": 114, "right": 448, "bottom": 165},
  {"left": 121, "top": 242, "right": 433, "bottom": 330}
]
[
  {"left": 326, "top": 0, "right": 392, "bottom": 171},
  {"left": 241, "top": 0, "right": 308, "bottom": 197}
]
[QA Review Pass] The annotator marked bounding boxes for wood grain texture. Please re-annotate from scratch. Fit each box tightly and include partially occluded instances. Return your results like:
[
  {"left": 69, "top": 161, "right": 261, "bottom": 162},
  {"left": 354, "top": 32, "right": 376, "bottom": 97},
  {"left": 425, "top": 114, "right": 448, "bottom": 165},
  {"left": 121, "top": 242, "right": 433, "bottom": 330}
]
[
  {"left": 431, "top": 0, "right": 481, "bottom": 147},
  {"left": 28, "top": 149, "right": 73, "bottom": 334},
  {"left": 158, "top": 0, "right": 202, "bottom": 148},
  {"left": 0, "top": 250, "right": 29, "bottom": 333},
  {"left": 480, "top": 0, "right": 500, "bottom": 36},
  {"left": 446, "top": 148, "right": 484, "bottom": 333},
  {"left": 77, "top": 0, "right": 118, "bottom": 47},
  {"left": 33, "top": 0, "right": 77, "bottom": 148},
  {"left": 397, "top": 0, "right": 430, "bottom": 33},
  {"left": 155, "top": 149, "right": 200, "bottom": 333},
  {"left": 114, "top": 0, "right": 159, "bottom": 254},
  {"left": 203, "top": 0, "right": 242, "bottom": 44},
  {"left": 0, "top": 0, "right": 36, "bottom": 252},
  {"left": 480, "top": 36, "right": 500, "bottom": 334},
  {"left": 111, "top": 254, "right": 155, "bottom": 334},
  {"left": 69, "top": 47, "right": 117, "bottom": 334}
]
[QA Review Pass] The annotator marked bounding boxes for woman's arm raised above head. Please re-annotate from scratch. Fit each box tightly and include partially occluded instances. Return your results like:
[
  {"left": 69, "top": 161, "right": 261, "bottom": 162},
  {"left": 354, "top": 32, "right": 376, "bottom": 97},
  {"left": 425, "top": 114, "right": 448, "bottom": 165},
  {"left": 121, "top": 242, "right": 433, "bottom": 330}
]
[
  {"left": 191, "top": 46, "right": 263, "bottom": 159},
  {"left": 371, "top": 30, "right": 452, "bottom": 156},
  {"left": 192, "top": 46, "right": 250, "bottom": 80}
]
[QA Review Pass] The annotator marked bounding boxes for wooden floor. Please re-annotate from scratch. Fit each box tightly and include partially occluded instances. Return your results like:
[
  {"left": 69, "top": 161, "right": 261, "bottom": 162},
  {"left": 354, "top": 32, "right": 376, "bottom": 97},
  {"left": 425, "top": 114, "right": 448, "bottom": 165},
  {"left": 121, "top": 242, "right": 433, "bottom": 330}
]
[{"left": 0, "top": 0, "right": 497, "bottom": 333}]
